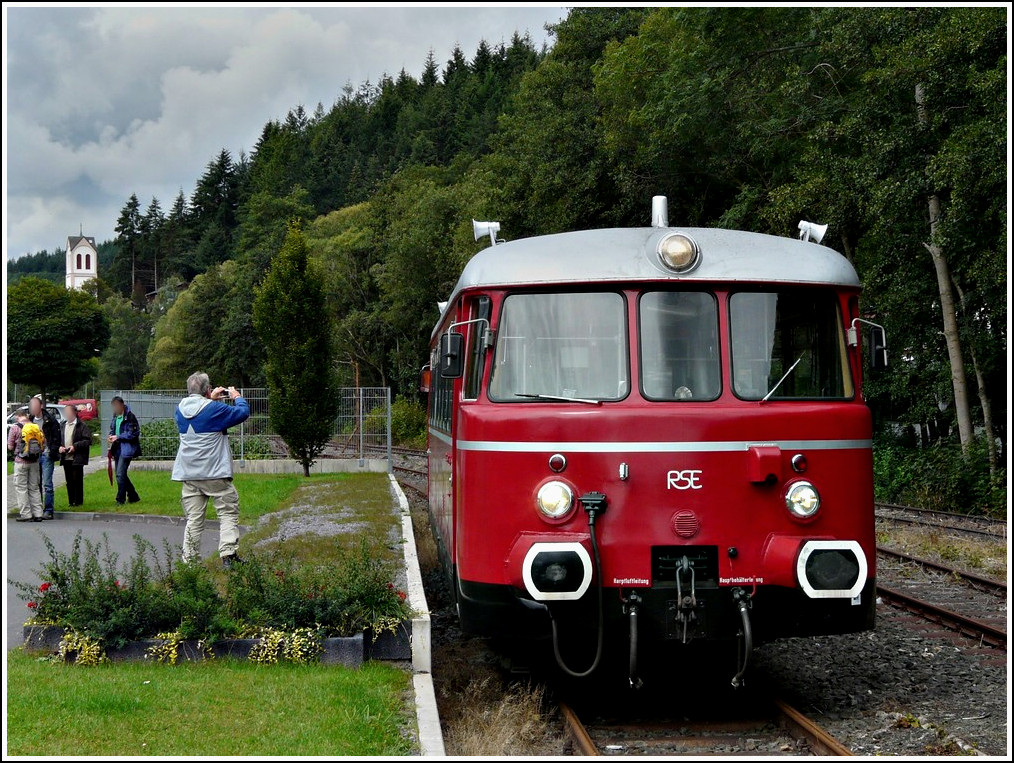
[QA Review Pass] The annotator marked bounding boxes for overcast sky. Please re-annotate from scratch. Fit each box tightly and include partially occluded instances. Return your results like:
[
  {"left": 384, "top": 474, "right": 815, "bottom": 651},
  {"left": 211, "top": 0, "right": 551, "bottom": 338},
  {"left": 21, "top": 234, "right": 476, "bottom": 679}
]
[{"left": 3, "top": 5, "right": 566, "bottom": 260}]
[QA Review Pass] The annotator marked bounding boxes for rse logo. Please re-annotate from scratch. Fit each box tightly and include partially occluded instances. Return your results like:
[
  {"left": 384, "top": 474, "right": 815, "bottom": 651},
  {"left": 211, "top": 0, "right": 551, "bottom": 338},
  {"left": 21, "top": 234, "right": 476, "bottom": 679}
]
[{"left": 666, "top": 470, "right": 703, "bottom": 490}]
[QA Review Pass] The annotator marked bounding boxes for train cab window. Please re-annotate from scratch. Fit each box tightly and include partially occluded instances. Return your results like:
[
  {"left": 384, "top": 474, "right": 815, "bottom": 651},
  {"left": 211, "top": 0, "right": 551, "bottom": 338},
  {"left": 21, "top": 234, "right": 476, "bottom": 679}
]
[
  {"left": 639, "top": 292, "right": 720, "bottom": 401},
  {"left": 463, "top": 296, "right": 492, "bottom": 400},
  {"left": 730, "top": 291, "right": 854, "bottom": 400},
  {"left": 488, "top": 292, "right": 628, "bottom": 402}
]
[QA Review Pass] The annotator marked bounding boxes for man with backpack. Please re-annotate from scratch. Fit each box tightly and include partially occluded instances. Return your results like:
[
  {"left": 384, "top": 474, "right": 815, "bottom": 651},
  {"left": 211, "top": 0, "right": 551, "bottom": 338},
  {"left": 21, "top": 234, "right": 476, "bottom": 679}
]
[
  {"left": 8, "top": 411, "right": 45, "bottom": 521},
  {"left": 29, "top": 395, "right": 61, "bottom": 519}
]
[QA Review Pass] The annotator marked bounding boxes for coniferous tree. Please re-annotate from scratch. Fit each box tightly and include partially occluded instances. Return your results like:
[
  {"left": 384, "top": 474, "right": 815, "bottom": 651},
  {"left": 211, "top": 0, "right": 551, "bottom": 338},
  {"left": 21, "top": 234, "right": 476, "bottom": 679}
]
[{"left": 252, "top": 223, "right": 338, "bottom": 476}]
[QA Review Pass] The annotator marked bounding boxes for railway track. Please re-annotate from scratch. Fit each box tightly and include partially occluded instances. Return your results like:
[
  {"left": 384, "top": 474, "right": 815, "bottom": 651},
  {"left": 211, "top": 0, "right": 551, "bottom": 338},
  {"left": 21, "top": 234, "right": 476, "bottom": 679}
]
[
  {"left": 393, "top": 464, "right": 428, "bottom": 478},
  {"left": 876, "top": 584, "right": 1006, "bottom": 649},
  {"left": 362, "top": 444, "right": 427, "bottom": 458},
  {"left": 397, "top": 479, "right": 427, "bottom": 498},
  {"left": 875, "top": 503, "right": 1006, "bottom": 540},
  {"left": 560, "top": 697, "right": 852, "bottom": 756},
  {"left": 876, "top": 546, "right": 1006, "bottom": 597},
  {"left": 876, "top": 543, "right": 1007, "bottom": 650}
]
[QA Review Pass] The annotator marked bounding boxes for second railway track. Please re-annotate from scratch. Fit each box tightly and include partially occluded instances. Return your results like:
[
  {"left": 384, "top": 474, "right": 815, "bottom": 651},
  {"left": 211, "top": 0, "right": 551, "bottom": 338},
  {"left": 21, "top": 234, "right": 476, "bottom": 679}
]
[
  {"left": 875, "top": 503, "right": 1006, "bottom": 540},
  {"left": 876, "top": 545, "right": 1007, "bottom": 650},
  {"left": 876, "top": 546, "right": 1006, "bottom": 596}
]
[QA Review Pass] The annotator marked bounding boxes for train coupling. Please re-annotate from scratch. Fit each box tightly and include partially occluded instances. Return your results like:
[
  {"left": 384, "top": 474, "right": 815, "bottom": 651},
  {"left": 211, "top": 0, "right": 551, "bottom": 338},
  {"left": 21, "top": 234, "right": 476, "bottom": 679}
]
[{"left": 674, "top": 555, "right": 698, "bottom": 644}]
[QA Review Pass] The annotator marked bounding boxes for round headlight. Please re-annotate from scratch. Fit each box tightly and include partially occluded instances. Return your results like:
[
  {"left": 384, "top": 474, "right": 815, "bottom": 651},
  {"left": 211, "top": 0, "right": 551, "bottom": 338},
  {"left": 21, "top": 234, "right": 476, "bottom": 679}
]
[
  {"left": 657, "top": 233, "right": 701, "bottom": 273},
  {"left": 785, "top": 481, "right": 821, "bottom": 519},
  {"left": 536, "top": 481, "right": 574, "bottom": 519}
]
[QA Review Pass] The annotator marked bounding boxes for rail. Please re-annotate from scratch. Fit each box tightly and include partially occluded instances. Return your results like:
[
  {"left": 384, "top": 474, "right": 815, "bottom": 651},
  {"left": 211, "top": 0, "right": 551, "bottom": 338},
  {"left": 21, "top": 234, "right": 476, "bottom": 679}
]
[
  {"left": 876, "top": 546, "right": 1006, "bottom": 597},
  {"left": 559, "top": 697, "right": 852, "bottom": 756},
  {"left": 875, "top": 503, "right": 1006, "bottom": 541},
  {"left": 876, "top": 583, "right": 1006, "bottom": 649}
]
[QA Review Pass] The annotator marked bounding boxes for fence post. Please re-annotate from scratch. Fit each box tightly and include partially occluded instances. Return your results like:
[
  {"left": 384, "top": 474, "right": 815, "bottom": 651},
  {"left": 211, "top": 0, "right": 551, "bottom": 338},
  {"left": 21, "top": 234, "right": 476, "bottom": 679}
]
[
  {"left": 239, "top": 387, "right": 245, "bottom": 466},
  {"left": 358, "top": 387, "right": 365, "bottom": 468},
  {"left": 386, "top": 387, "right": 392, "bottom": 473},
  {"left": 100, "top": 390, "right": 111, "bottom": 458}
]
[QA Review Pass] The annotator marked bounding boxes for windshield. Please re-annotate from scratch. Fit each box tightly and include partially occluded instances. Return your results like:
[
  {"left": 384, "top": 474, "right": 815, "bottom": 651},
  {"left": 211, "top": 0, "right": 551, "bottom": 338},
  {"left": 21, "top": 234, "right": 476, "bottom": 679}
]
[
  {"left": 640, "top": 292, "right": 720, "bottom": 401},
  {"left": 489, "top": 292, "right": 628, "bottom": 402},
  {"left": 730, "top": 291, "right": 853, "bottom": 400}
]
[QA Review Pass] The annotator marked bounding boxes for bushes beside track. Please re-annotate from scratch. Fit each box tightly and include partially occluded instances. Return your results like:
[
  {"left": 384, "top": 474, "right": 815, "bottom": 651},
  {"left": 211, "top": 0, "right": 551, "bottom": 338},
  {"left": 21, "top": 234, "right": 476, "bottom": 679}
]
[{"left": 873, "top": 437, "right": 1005, "bottom": 518}]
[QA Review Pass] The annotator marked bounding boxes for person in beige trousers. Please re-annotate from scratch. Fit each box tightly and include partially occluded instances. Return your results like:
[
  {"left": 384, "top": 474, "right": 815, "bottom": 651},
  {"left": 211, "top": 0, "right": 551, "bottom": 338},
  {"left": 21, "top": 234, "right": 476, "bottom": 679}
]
[
  {"left": 171, "top": 372, "right": 250, "bottom": 567},
  {"left": 8, "top": 412, "right": 44, "bottom": 522}
]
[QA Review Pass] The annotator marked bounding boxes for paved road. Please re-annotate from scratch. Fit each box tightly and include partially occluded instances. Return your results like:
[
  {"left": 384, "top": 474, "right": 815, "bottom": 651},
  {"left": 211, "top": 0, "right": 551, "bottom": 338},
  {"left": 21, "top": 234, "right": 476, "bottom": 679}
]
[{"left": 6, "top": 515, "right": 223, "bottom": 649}]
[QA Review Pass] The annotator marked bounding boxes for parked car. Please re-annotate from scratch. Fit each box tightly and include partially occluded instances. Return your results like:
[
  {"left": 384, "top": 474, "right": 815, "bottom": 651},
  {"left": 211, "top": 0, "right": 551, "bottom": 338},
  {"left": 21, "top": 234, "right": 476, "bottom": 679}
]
[
  {"left": 6, "top": 404, "right": 66, "bottom": 445},
  {"left": 58, "top": 398, "right": 98, "bottom": 421}
]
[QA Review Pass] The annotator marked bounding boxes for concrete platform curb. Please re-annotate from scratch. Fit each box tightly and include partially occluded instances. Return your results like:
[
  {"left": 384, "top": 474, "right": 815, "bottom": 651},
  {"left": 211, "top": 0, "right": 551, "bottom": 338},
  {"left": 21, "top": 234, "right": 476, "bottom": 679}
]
[
  {"left": 5, "top": 510, "right": 229, "bottom": 529},
  {"left": 389, "top": 474, "right": 445, "bottom": 757}
]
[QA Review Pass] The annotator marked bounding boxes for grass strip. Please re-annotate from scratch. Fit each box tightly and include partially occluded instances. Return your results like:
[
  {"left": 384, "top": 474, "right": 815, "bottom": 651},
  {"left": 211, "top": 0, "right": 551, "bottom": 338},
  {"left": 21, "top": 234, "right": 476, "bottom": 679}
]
[{"left": 5, "top": 650, "right": 413, "bottom": 756}]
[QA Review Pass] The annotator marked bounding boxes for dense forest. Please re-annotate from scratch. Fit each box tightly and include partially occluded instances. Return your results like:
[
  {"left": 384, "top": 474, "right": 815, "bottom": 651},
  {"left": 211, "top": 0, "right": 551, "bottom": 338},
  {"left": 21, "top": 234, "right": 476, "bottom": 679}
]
[{"left": 7, "top": 8, "right": 1006, "bottom": 511}]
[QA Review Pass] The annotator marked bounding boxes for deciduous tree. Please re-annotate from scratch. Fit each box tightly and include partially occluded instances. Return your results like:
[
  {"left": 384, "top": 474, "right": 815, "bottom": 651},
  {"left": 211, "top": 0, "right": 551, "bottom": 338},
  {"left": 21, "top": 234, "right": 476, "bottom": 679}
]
[{"left": 6, "top": 278, "right": 110, "bottom": 399}]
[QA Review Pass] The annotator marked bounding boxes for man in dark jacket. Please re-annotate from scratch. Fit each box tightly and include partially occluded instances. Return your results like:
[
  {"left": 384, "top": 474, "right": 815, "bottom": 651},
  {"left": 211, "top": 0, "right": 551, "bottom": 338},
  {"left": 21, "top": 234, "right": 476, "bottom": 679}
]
[
  {"left": 107, "top": 396, "right": 141, "bottom": 505},
  {"left": 29, "top": 395, "right": 61, "bottom": 519},
  {"left": 59, "top": 404, "right": 92, "bottom": 507}
]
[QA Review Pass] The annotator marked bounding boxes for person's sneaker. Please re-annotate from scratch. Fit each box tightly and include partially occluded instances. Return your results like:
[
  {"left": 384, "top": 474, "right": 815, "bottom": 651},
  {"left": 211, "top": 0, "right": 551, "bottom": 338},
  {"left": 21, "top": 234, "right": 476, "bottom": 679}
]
[
  {"left": 222, "top": 554, "right": 244, "bottom": 570},
  {"left": 32, "top": 517, "right": 43, "bottom": 522},
  {"left": 128, "top": 497, "right": 141, "bottom": 504},
  {"left": 42, "top": 511, "right": 54, "bottom": 520},
  {"left": 15, "top": 516, "right": 34, "bottom": 522}
]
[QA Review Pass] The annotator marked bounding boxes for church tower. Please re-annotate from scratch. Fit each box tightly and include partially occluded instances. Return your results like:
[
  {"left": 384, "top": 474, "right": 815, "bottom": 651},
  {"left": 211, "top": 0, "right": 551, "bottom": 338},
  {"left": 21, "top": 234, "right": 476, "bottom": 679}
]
[{"left": 66, "top": 233, "right": 98, "bottom": 290}]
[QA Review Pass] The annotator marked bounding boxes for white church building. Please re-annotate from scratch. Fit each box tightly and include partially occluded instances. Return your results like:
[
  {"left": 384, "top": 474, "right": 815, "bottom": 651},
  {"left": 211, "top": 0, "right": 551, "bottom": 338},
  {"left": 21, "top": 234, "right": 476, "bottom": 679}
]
[{"left": 66, "top": 234, "right": 98, "bottom": 290}]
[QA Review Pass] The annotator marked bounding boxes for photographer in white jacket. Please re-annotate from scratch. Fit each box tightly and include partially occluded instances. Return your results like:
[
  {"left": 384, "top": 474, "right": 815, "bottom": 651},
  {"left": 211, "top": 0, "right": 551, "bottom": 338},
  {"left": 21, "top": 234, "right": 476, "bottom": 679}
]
[{"left": 172, "top": 372, "right": 250, "bottom": 567}]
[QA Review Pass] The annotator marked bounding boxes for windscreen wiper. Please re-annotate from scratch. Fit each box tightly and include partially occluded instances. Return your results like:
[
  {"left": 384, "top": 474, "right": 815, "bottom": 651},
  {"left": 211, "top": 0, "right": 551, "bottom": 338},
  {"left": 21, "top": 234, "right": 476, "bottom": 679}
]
[
  {"left": 761, "top": 353, "right": 805, "bottom": 402},
  {"left": 515, "top": 393, "right": 602, "bottom": 406}
]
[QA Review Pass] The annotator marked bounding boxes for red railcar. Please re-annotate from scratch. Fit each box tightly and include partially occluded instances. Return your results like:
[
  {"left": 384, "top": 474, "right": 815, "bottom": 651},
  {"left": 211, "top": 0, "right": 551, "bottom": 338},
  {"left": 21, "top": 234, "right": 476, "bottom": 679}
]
[{"left": 425, "top": 199, "right": 885, "bottom": 685}]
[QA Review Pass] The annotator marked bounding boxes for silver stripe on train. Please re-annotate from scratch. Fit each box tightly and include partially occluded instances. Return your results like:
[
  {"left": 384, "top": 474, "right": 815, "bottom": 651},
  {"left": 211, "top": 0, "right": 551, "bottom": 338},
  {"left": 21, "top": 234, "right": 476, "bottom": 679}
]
[
  {"left": 442, "top": 436, "right": 872, "bottom": 453},
  {"left": 429, "top": 428, "right": 453, "bottom": 446}
]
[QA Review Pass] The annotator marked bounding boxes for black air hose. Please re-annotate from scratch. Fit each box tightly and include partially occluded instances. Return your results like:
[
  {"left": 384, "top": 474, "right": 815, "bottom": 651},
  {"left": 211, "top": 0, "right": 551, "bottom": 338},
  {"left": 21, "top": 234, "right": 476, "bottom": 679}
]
[{"left": 551, "top": 509, "right": 604, "bottom": 678}]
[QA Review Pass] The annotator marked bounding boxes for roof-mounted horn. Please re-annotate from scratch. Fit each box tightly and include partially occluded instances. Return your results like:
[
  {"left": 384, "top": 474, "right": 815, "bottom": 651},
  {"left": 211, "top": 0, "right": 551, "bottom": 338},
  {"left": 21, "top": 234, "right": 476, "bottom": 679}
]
[{"left": 651, "top": 196, "right": 669, "bottom": 228}]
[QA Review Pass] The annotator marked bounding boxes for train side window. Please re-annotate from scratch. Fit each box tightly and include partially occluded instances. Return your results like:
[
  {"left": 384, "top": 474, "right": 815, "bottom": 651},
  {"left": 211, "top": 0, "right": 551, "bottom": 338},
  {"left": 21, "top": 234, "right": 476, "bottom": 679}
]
[
  {"left": 463, "top": 296, "right": 492, "bottom": 400},
  {"left": 639, "top": 292, "right": 721, "bottom": 401}
]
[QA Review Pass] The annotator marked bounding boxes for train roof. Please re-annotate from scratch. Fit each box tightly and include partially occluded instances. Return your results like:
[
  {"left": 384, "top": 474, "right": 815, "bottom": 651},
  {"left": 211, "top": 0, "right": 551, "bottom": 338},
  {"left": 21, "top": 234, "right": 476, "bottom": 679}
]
[{"left": 436, "top": 226, "right": 859, "bottom": 330}]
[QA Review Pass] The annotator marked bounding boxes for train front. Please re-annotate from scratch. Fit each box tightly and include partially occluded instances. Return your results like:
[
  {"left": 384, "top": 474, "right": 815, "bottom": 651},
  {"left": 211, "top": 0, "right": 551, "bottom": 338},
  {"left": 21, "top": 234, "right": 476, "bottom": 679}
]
[{"left": 441, "top": 219, "right": 879, "bottom": 685}]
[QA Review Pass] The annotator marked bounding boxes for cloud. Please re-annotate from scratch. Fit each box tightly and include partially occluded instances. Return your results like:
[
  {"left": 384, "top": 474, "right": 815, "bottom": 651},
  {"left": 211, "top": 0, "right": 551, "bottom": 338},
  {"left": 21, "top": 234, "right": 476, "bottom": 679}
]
[{"left": 4, "top": 6, "right": 565, "bottom": 259}]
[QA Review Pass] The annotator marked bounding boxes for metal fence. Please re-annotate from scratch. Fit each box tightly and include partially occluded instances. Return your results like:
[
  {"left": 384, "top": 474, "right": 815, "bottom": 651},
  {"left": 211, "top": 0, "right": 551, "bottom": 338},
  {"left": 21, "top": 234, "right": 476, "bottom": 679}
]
[{"left": 99, "top": 388, "right": 391, "bottom": 467}]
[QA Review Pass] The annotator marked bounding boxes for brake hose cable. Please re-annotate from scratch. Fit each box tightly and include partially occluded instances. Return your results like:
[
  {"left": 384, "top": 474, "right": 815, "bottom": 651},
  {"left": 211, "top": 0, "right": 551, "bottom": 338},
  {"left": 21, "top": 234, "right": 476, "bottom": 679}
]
[{"left": 551, "top": 494, "right": 606, "bottom": 678}]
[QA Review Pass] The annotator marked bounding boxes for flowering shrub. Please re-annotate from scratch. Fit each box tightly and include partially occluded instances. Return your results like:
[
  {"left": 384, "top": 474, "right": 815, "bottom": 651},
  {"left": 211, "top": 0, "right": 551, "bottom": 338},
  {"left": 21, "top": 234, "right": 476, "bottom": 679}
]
[
  {"left": 11, "top": 533, "right": 233, "bottom": 649},
  {"left": 12, "top": 532, "right": 411, "bottom": 661},
  {"left": 225, "top": 541, "right": 412, "bottom": 637}
]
